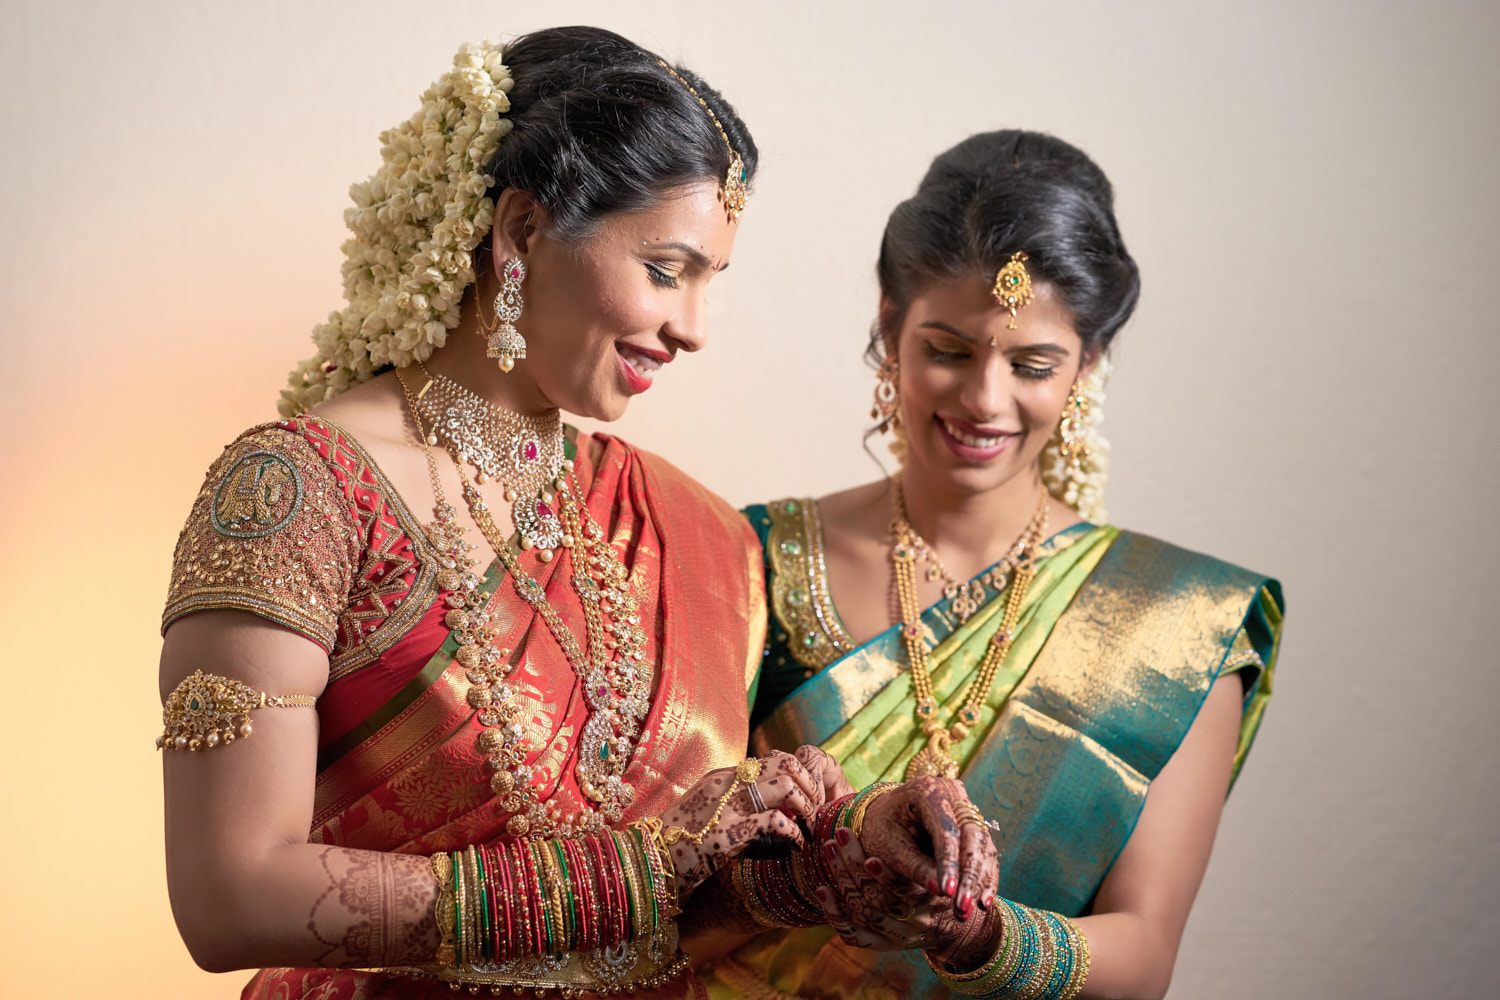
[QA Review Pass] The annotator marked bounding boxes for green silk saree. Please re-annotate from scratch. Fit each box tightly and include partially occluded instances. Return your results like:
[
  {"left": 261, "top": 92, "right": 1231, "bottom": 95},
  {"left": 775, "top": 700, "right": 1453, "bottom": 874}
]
[{"left": 708, "top": 499, "right": 1282, "bottom": 1000}]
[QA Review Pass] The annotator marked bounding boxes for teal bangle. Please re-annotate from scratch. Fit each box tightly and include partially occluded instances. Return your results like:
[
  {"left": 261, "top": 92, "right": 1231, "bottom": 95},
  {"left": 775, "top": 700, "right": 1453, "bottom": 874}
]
[{"left": 1039, "top": 910, "right": 1071, "bottom": 999}]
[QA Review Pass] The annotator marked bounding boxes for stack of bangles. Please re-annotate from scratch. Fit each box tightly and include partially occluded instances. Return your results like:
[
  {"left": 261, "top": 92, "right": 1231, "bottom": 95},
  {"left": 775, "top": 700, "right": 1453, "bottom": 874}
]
[
  {"left": 927, "top": 898, "right": 1091, "bottom": 1000},
  {"left": 734, "top": 783, "right": 901, "bottom": 929},
  {"left": 431, "top": 826, "right": 676, "bottom": 965}
]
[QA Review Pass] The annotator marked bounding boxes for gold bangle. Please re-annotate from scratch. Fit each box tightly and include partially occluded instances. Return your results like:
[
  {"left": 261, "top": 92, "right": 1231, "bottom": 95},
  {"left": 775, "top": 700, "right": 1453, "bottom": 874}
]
[
  {"left": 847, "top": 782, "right": 902, "bottom": 839},
  {"left": 430, "top": 853, "right": 457, "bottom": 966},
  {"left": 623, "top": 831, "right": 652, "bottom": 937},
  {"left": 157, "top": 669, "right": 316, "bottom": 751},
  {"left": 733, "top": 858, "right": 784, "bottom": 928},
  {"left": 1059, "top": 915, "right": 1091, "bottom": 999}
]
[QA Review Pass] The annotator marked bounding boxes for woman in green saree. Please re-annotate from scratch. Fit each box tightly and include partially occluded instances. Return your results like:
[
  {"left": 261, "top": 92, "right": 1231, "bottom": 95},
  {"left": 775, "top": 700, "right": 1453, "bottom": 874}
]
[{"left": 709, "top": 131, "right": 1283, "bottom": 999}]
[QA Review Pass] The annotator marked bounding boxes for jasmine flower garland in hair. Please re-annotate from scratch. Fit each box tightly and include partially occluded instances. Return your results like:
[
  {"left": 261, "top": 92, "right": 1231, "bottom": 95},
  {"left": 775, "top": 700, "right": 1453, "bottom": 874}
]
[{"left": 280, "top": 41, "right": 516, "bottom": 416}]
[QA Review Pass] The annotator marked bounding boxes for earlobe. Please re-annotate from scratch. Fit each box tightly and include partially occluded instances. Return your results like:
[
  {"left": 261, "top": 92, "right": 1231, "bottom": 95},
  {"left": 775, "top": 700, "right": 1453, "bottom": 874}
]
[{"left": 1078, "top": 348, "right": 1102, "bottom": 383}]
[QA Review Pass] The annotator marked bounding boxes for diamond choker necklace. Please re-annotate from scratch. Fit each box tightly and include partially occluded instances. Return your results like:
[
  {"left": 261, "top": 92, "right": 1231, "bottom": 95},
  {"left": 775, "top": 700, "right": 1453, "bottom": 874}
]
[{"left": 413, "top": 364, "right": 568, "bottom": 554}]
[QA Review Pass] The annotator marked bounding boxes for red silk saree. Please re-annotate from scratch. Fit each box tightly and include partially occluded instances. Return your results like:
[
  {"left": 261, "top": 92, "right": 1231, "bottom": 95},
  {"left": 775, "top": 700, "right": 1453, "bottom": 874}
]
[{"left": 164, "top": 417, "right": 765, "bottom": 999}]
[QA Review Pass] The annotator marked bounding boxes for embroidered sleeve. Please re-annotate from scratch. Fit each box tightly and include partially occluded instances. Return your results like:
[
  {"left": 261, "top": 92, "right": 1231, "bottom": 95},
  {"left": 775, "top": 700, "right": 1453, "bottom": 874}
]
[{"left": 162, "top": 425, "right": 361, "bottom": 651}]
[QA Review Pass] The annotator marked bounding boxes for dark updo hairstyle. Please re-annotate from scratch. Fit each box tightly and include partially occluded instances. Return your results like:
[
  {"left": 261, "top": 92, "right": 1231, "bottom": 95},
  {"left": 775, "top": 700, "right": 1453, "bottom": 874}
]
[
  {"left": 487, "top": 26, "right": 758, "bottom": 242},
  {"left": 871, "top": 130, "right": 1138, "bottom": 364}
]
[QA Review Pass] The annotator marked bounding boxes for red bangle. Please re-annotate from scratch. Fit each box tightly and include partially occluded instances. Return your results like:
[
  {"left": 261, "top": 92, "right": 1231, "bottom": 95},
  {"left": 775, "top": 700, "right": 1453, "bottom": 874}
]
[
  {"left": 568, "top": 837, "right": 595, "bottom": 952},
  {"left": 606, "top": 833, "right": 630, "bottom": 941}
]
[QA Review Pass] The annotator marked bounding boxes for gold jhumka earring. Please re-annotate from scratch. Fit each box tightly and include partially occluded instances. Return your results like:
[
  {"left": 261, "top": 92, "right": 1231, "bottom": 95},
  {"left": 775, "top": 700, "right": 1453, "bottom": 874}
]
[
  {"left": 992, "top": 251, "right": 1035, "bottom": 330},
  {"left": 1058, "top": 378, "right": 1092, "bottom": 476},
  {"left": 870, "top": 357, "right": 901, "bottom": 430},
  {"left": 483, "top": 257, "right": 527, "bottom": 371}
]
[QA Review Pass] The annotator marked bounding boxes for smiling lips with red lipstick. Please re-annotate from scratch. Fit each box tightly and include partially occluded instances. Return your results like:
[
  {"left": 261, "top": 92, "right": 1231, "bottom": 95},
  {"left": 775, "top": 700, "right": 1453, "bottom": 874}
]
[
  {"left": 616, "top": 341, "right": 672, "bottom": 394},
  {"left": 935, "top": 414, "right": 1019, "bottom": 463}
]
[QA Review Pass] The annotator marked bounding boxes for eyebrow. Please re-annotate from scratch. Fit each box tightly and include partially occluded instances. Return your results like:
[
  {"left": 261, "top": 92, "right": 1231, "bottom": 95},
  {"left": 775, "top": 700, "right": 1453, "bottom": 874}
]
[
  {"left": 919, "top": 321, "right": 1067, "bottom": 355},
  {"left": 650, "top": 241, "right": 729, "bottom": 273},
  {"left": 919, "top": 321, "right": 977, "bottom": 343}
]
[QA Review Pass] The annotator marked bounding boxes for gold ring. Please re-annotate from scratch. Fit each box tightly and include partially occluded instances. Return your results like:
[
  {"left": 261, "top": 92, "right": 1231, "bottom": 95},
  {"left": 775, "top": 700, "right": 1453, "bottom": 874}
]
[{"left": 952, "top": 804, "right": 986, "bottom": 828}]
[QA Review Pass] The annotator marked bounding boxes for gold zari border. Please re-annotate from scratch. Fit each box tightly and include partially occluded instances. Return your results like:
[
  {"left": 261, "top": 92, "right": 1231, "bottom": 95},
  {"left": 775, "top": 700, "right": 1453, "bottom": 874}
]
[{"left": 765, "top": 497, "right": 853, "bottom": 670}]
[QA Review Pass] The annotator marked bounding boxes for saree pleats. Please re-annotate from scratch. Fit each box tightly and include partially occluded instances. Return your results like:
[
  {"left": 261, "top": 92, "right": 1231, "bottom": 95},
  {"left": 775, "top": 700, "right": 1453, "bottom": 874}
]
[{"left": 717, "top": 520, "right": 1282, "bottom": 1000}]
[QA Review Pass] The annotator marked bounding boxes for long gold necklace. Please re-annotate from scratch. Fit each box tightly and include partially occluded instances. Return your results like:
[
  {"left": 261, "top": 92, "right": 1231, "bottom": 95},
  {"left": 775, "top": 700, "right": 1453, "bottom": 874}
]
[
  {"left": 892, "top": 474, "right": 1050, "bottom": 780},
  {"left": 397, "top": 368, "right": 652, "bottom": 837}
]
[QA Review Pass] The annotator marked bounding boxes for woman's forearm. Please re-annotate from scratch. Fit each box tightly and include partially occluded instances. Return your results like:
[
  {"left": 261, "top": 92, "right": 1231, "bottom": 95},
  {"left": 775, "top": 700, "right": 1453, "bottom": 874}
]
[
  {"left": 1071, "top": 912, "right": 1174, "bottom": 1000},
  {"left": 170, "top": 842, "right": 438, "bottom": 973}
]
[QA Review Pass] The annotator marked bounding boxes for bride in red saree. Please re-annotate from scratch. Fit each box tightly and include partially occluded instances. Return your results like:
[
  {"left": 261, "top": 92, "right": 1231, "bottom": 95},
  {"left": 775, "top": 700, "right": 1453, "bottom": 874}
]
[{"left": 158, "top": 28, "right": 990, "bottom": 1000}]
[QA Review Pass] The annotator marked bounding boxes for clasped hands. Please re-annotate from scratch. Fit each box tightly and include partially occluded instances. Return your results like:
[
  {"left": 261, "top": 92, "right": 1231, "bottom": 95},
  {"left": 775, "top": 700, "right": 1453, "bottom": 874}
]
[{"left": 660, "top": 745, "right": 998, "bottom": 965}]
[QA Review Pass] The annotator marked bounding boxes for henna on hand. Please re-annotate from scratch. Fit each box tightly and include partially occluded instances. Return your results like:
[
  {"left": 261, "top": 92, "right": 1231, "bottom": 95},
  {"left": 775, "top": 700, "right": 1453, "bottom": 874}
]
[
  {"left": 661, "top": 750, "right": 826, "bottom": 895},
  {"left": 306, "top": 849, "right": 439, "bottom": 968},
  {"left": 858, "top": 776, "right": 999, "bottom": 917},
  {"left": 817, "top": 829, "right": 933, "bottom": 951},
  {"left": 794, "top": 744, "right": 856, "bottom": 802}
]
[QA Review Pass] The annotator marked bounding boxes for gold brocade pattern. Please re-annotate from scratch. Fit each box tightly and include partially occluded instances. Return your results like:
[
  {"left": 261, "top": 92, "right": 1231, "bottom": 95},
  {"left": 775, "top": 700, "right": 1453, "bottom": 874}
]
[
  {"left": 320, "top": 418, "right": 444, "bottom": 681},
  {"left": 163, "top": 425, "right": 360, "bottom": 649},
  {"left": 765, "top": 498, "right": 852, "bottom": 670},
  {"left": 162, "top": 419, "right": 445, "bottom": 674}
]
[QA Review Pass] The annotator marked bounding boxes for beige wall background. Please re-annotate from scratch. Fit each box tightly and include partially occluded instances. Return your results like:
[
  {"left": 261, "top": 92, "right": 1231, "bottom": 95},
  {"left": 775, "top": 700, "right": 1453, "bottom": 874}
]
[{"left": 2, "top": 0, "right": 1494, "bottom": 996}]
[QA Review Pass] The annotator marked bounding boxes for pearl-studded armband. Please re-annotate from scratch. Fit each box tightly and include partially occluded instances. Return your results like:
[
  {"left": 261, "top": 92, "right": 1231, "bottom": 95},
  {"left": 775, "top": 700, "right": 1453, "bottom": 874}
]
[{"left": 156, "top": 669, "right": 316, "bottom": 751}]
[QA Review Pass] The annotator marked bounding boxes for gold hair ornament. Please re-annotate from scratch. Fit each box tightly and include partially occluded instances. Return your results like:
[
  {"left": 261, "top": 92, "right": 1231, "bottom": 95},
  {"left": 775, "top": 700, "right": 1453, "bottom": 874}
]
[
  {"left": 655, "top": 59, "right": 748, "bottom": 221},
  {"left": 157, "top": 669, "right": 316, "bottom": 751},
  {"left": 992, "top": 251, "right": 1034, "bottom": 330}
]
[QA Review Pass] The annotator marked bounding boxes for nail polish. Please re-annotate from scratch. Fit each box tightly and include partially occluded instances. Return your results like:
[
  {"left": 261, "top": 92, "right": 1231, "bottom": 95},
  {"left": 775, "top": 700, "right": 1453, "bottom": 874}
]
[
  {"left": 865, "top": 858, "right": 884, "bottom": 876},
  {"left": 835, "top": 828, "right": 851, "bottom": 849},
  {"left": 944, "top": 876, "right": 958, "bottom": 897},
  {"left": 823, "top": 842, "right": 839, "bottom": 864},
  {"left": 927, "top": 878, "right": 941, "bottom": 895}
]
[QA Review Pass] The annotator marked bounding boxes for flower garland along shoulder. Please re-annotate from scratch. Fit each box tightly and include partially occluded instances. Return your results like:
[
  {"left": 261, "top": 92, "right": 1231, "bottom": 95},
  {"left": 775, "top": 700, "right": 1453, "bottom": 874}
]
[{"left": 279, "top": 41, "right": 515, "bottom": 417}]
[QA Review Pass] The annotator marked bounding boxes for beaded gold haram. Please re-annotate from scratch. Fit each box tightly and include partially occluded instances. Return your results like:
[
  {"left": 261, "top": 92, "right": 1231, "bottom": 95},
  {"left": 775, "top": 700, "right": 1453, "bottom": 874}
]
[
  {"left": 893, "top": 475, "right": 1049, "bottom": 780},
  {"left": 992, "top": 252, "right": 1035, "bottom": 330},
  {"left": 655, "top": 59, "right": 747, "bottom": 220},
  {"left": 157, "top": 669, "right": 315, "bottom": 751}
]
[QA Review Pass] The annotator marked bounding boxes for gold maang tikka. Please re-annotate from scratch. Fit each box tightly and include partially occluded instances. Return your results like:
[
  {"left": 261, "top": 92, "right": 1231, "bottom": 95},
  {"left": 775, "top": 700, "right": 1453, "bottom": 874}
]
[
  {"left": 992, "top": 251, "right": 1035, "bottom": 330},
  {"left": 656, "top": 59, "right": 748, "bottom": 221}
]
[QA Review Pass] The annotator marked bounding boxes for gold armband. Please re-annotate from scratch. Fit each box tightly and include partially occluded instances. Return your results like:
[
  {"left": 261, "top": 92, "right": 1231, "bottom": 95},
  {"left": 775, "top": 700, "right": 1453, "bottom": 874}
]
[{"left": 156, "top": 669, "right": 316, "bottom": 751}]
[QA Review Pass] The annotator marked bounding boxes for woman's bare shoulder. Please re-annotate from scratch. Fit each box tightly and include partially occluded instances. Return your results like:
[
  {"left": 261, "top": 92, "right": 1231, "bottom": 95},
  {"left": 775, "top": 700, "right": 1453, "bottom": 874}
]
[{"left": 307, "top": 371, "right": 411, "bottom": 456}]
